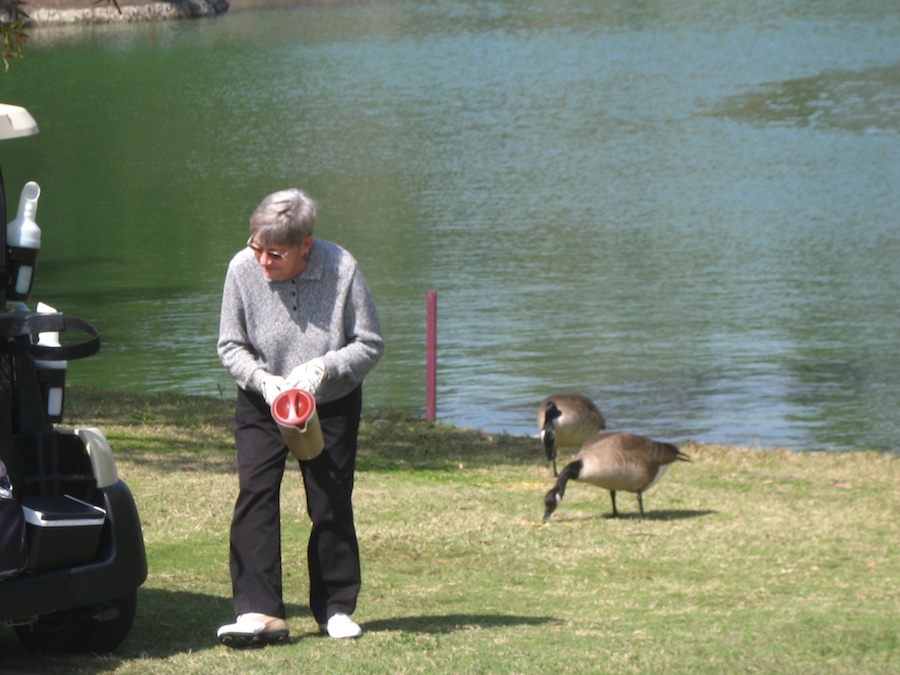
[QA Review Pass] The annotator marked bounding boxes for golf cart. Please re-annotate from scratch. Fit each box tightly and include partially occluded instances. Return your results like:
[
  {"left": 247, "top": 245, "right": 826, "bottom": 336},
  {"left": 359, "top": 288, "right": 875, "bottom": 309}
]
[{"left": 0, "top": 103, "right": 147, "bottom": 653}]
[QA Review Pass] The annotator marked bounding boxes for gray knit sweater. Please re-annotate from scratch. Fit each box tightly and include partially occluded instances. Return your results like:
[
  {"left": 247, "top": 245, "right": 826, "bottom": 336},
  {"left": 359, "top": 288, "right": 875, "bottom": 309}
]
[{"left": 217, "top": 239, "right": 384, "bottom": 404}]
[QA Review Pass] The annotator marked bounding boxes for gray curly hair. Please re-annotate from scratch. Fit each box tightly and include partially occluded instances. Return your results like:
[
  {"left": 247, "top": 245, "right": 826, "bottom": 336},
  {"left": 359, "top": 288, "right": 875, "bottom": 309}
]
[{"left": 249, "top": 188, "right": 318, "bottom": 247}]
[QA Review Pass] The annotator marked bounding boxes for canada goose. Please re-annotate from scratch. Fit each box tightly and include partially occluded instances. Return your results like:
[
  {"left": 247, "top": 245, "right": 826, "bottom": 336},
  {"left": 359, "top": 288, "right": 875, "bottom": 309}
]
[
  {"left": 537, "top": 394, "right": 606, "bottom": 476},
  {"left": 542, "top": 432, "right": 690, "bottom": 522}
]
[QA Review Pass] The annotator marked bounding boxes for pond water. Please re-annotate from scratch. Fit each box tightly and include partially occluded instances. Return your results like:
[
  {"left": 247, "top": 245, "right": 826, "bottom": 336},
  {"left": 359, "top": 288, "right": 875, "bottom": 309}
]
[{"left": 1, "top": 0, "right": 898, "bottom": 451}]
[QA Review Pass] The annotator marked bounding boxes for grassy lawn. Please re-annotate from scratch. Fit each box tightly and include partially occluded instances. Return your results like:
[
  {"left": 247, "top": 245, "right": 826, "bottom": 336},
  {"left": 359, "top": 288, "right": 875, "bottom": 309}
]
[{"left": 1, "top": 388, "right": 897, "bottom": 674}]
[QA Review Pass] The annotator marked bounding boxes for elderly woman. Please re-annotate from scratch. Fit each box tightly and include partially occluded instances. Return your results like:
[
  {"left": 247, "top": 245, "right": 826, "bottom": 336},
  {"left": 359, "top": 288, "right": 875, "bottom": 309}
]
[{"left": 216, "top": 189, "right": 384, "bottom": 647}]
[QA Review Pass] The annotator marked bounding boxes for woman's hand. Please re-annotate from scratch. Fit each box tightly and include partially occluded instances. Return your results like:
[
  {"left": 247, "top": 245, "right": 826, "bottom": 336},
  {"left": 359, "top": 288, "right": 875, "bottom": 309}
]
[
  {"left": 261, "top": 374, "right": 288, "bottom": 405},
  {"left": 287, "top": 358, "right": 327, "bottom": 395}
]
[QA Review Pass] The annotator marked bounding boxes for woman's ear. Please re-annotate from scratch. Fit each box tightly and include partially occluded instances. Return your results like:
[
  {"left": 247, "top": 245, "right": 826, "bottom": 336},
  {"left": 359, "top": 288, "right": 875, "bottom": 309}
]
[{"left": 301, "top": 236, "right": 314, "bottom": 261}]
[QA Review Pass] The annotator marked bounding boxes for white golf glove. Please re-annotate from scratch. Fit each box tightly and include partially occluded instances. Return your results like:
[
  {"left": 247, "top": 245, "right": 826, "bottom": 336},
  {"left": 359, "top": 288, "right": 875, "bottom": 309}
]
[
  {"left": 287, "top": 358, "right": 327, "bottom": 395},
  {"left": 260, "top": 374, "right": 287, "bottom": 406}
]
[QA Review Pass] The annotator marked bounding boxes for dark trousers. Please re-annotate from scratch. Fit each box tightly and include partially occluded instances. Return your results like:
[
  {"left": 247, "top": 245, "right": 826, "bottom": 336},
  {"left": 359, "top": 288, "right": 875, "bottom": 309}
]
[{"left": 230, "top": 385, "right": 362, "bottom": 624}]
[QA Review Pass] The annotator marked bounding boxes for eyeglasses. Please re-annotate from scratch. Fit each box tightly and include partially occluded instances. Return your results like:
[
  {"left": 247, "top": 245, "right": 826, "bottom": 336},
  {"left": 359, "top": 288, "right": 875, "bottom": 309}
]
[{"left": 246, "top": 236, "right": 290, "bottom": 260}]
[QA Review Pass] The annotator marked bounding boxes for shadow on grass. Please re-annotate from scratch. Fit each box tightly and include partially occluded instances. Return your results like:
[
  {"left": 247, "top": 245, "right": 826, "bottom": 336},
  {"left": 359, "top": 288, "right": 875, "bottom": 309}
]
[
  {"left": 128, "top": 587, "right": 312, "bottom": 655},
  {"left": 0, "top": 592, "right": 557, "bottom": 674},
  {"left": 627, "top": 508, "right": 717, "bottom": 521},
  {"left": 0, "top": 588, "right": 310, "bottom": 674},
  {"left": 548, "top": 509, "right": 717, "bottom": 523},
  {"left": 361, "top": 613, "right": 558, "bottom": 634}
]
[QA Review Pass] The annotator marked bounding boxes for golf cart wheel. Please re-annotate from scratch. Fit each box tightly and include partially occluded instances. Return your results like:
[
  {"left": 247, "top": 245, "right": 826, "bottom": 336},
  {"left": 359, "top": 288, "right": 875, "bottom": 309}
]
[{"left": 13, "top": 590, "right": 138, "bottom": 654}]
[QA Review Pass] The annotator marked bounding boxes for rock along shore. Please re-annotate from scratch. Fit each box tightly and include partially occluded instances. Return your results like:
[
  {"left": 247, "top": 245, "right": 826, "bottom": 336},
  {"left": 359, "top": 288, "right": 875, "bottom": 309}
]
[{"left": 24, "top": 0, "right": 229, "bottom": 26}]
